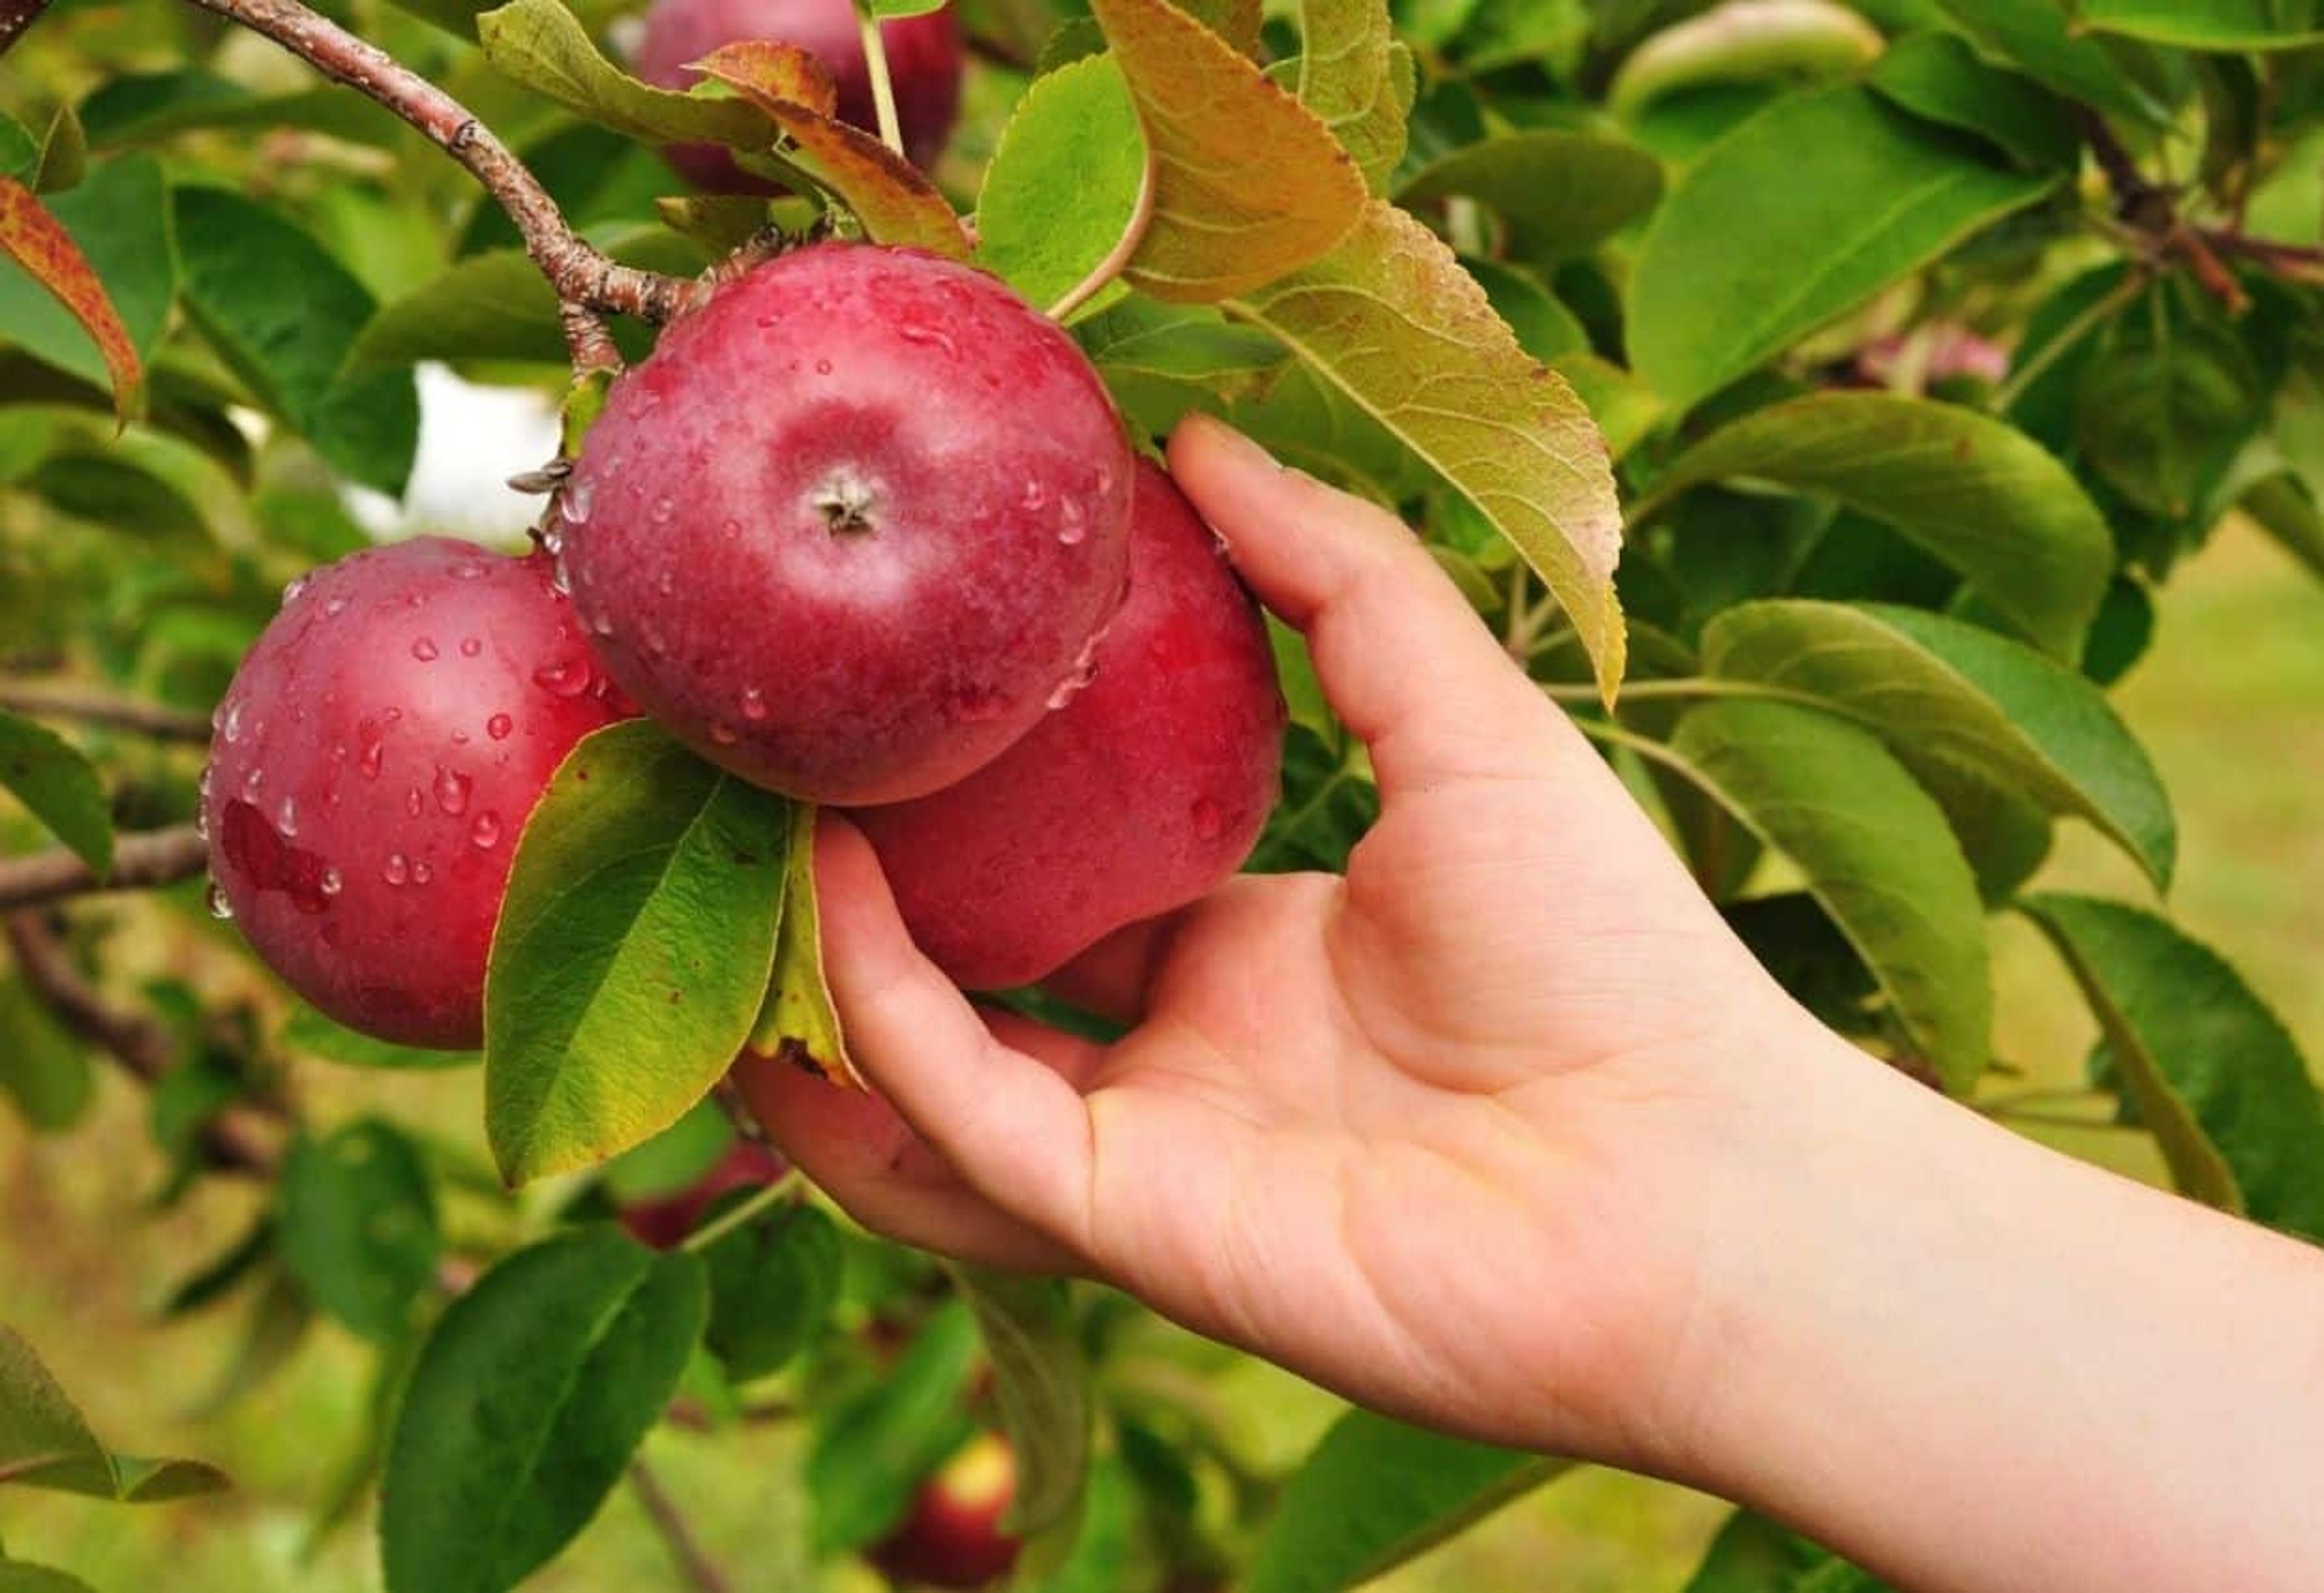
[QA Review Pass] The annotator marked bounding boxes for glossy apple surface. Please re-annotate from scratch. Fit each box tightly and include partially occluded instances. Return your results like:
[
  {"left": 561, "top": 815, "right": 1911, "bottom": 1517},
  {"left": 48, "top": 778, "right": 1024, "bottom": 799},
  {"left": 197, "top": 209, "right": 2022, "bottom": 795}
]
[
  {"left": 559, "top": 243, "right": 1134, "bottom": 806},
  {"left": 850, "top": 459, "right": 1284, "bottom": 989},
  {"left": 204, "top": 539, "right": 629, "bottom": 1048}
]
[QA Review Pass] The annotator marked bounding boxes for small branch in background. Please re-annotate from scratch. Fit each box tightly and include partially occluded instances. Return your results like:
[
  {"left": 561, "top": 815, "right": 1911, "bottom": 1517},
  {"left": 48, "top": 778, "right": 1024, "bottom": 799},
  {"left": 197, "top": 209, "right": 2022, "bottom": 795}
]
[
  {"left": 3, "top": 911, "right": 281, "bottom": 1175},
  {"left": 0, "top": 680, "right": 213, "bottom": 743},
  {"left": 629, "top": 1460, "right": 737, "bottom": 1593},
  {"left": 0, "top": 0, "right": 53, "bottom": 56},
  {"left": 2203, "top": 230, "right": 2324, "bottom": 288},
  {"left": 0, "top": 824, "right": 209, "bottom": 913},
  {"left": 2081, "top": 110, "right": 2164, "bottom": 228},
  {"left": 179, "top": 0, "right": 697, "bottom": 337}
]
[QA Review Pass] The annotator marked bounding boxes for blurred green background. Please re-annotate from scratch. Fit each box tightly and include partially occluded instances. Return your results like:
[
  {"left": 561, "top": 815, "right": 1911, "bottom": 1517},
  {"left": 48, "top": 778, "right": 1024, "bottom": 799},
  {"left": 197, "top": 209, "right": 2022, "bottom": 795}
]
[{"left": 4, "top": 520, "right": 2316, "bottom": 1592}]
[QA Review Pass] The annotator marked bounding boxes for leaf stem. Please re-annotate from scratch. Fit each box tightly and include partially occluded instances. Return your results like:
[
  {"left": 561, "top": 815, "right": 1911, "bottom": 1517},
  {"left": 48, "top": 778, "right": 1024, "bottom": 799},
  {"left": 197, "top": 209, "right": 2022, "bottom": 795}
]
[
  {"left": 629, "top": 1459, "right": 737, "bottom": 1593},
  {"left": 854, "top": 2, "right": 906, "bottom": 160},
  {"left": 177, "top": 0, "right": 694, "bottom": 361},
  {"left": 1045, "top": 148, "right": 1158, "bottom": 321},
  {"left": 1988, "top": 269, "right": 2147, "bottom": 415},
  {"left": 0, "top": 680, "right": 212, "bottom": 742},
  {"left": 680, "top": 1166, "right": 801, "bottom": 1252},
  {"left": 0, "top": 824, "right": 209, "bottom": 912}
]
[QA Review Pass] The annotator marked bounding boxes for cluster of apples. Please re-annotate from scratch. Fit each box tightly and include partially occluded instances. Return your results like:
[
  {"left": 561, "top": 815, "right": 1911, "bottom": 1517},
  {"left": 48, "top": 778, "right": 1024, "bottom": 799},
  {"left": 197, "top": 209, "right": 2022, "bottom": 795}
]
[{"left": 199, "top": 0, "right": 1287, "bottom": 1057}]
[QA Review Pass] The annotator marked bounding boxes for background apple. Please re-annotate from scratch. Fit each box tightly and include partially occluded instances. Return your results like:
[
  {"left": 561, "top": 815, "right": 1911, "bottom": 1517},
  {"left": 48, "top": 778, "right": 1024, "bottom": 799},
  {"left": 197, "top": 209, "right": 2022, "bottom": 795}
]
[{"left": 867, "top": 1432, "right": 1021, "bottom": 1589}]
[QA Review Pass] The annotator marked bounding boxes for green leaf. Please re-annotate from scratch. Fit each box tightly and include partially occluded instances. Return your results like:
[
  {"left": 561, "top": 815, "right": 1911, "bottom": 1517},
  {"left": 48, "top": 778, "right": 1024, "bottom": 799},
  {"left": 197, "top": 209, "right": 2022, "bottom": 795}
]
[
  {"left": 78, "top": 71, "right": 407, "bottom": 149},
  {"left": 0, "top": 1327, "right": 228, "bottom": 1502},
  {"left": 1667, "top": 700, "right": 1992, "bottom": 1091},
  {"left": 0, "top": 1559, "right": 100, "bottom": 1593},
  {"left": 381, "top": 1227, "right": 707, "bottom": 1593},
  {"left": 746, "top": 803, "right": 857, "bottom": 1085},
  {"left": 1464, "top": 259, "right": 1586, "bottom": 361},
  {"left": 1293, "top": 0, "right": 1413, "bottom": 191},
  {"left": 2019, "top": 895, "right": 2324, "bottom": 1238},
  {"left": 1551, "top": 352, "right": 1664, "bottom": 464},
  {"left": 172, "top": 186, "right": 416, "bottom": 494},
  {"left": 0, "top": 165, "right": 160, "bottom": 422},
  {"left": 278, "top": 1120, "right": 442, "bottom": 1342},
  {"left": 1227, "top": 199, "right": 1626, "bottom": 697},
  {"left": 0, "top": 711, "right": 111, "bottom": 874},
  {"left": 1400, "top": 130, "right": 1664, "bottom": 259},
  {"left": 1701, "top": 600, "right": 2174, "bottom": 888},
  {"left": 0, "top": 117, "right": 34, "bottom": 183},
  {"left": 1023, "top": 1451, "right": 1137, "bottom": 1593},
  {"left": 1681, "top": 1510, "right": 1889, "bottom": 1591},
  {"left": 1089, "top": 0, "right": 1368, "bottom": 301},
  {"left": 1928, "top": 0, "right": 2166, "bottom": 124},
  {"left": 1866, "top": 31, "right": 2078, "bottom": 171},
  {"left": 602, "top": 1099, "right": 736, "bottom": 1204},
  {"left": 2075, "top": 298, "right": 2265, "bottom": 520},
  {"left": 1606, "top": 1, "right": 1881, "bottom": 119},
  {"left": 476, "top": 0, "right": 776, "bottom": 150},
  {"left": 0, "top": 979, "right": 93, "bottom": 1132},
  {"left": 281, "top": 1002, "right": 481, "bottom": 1071},
  {"left": 485, "top": 721, "right": 790, "bottom": 1184},
  {"left": 807, "top": 1300, "right": 980, "bottom": 1553},
  {"left": 946, "top": 1264, "right": 1088, "bottom": 1536},
  {"left": 2242, "top": 473, "right": 2324, "bottom": 583},
  {"left": 352, "top": 232, "right": 703, "bottom": 369},
  {"left": 2075, "top": 0, "right": 2324, "bottom": 51},
  {"left": 974, "top": 54, "right": 1147, "bottom": 315},
  {"left": 1246, "top": 1410, "right": 1566, "bottom": 1593},
  {"left": 1650, "top": 392, "right": 2110, "bottom": 657},
  {"left": 1630, "top": 87, "right": 2057, "bottom": 413},
  {"left": 700, "top": 1198, "right": 840, "bottom": 1381}
]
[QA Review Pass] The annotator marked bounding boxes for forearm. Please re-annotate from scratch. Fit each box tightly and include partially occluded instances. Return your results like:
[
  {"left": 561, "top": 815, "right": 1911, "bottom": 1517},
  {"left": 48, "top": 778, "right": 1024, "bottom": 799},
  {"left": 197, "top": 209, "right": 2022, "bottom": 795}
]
[{"left": 1693, "top": 1028, "right": 2324, "bottom": 1592}]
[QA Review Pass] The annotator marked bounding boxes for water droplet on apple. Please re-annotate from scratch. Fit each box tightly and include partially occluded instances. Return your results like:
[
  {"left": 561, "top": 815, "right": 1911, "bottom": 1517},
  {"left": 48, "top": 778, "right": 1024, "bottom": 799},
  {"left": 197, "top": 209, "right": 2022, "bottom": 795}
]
[
  {"left": 383, "top": 852, "right": 410, "bottom": 886},
  {"left": 451, "top": 559, "right": 488, "bottom": 580},
  {"left": 320, "top": 865, "right": 343, "bottom": 898},
  {"left": 562, "top": 478, "right": 594, "bottom": 524},
  {"left": 405, "top": 787, "right": 424, "bottom": 818},
  {"left": 708, "top": 721, "right": 739, "bottom": 745},
  {"left": 277, "top": 796, "right": 299, "bottom": 838},
  {"left": 281, "top": 574, "right": 309, "bottom": 606},
  {"left": 815, "top": 358, "right": 833, "bottom": 375},
  {"left": 487, "top": 714, "right": 513, "bottom": 741},
  {"left": 324, "top": 596, "right": 348, "bottom": 618},
  {"left": 550, "top": 558, "right": 574, "bottom": 597},
  {"left": 651, "top": 497, "right": 674, "bottom": 525},
  {"left": 1190, "top": 798, "right": 1225, "bottom": 841},
  {"left": 358, "top": 740, "right": 385, "bottom": 780},
  {"left": 411, "top": 637, "right": 439, "bottom": 662},
  {"left": 241, "top": 766, "right": 264, "bottom": 797},
  {"left": 411, "top": 859, "right": 433, "bottom": 885},
  {"left": 720, "top": 518, "right": 741, "bottom": 539},
  {"left": 1057, "top": 501, "right": 1087, "bottom": 546},
  {"left": 206, "top": 881, "right": 235, "bottom": 920},
  {"left": 470, "top": 812, "right": 502, "bottom": 850},
  {"left": 533, "top": 657, "right": 594, "bottom": 697},
  {"left": 460, "top": 637, "right": 482, "bottom": 658},
  {"left": 740, "top": 687, "right": 768, "bottom": 722},
  {"left": 434, "top": 766, "right": 472, "bottom": 816},
  {"left": 220, "top": 701, "right": 244, "bottom": 743},
  {"left": 1020, "top": 479, "right": 1048, "bottom": 511}
]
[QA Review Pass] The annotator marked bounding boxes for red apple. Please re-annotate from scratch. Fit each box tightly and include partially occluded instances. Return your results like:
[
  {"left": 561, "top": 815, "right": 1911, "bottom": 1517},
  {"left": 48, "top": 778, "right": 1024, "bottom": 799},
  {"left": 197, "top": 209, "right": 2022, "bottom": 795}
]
[
  {"left": 558, "top": 243, "right": 1135, "bottom": 806},
  {"left": 617, "top": 1140, "right": 790, "bottom": 1249},
  {"left": 868, "top": 1433, "right": 1020, "bottom": 1589},
  {"left": 632, "top": 0, "right": 963, "bottom": 189},
  {"left": 849, "top": 459, "right": 1284, "bottom": 989},
  {"left": 202, "top": 539, "right": 629, "bottom": 1048}
]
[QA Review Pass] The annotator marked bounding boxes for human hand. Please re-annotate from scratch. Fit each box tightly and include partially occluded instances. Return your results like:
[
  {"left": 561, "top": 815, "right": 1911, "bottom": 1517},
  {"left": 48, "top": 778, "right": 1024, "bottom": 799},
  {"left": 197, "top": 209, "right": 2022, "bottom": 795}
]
[{"left": 741, "top": 412, "right": 1827, "bottom": 1476}]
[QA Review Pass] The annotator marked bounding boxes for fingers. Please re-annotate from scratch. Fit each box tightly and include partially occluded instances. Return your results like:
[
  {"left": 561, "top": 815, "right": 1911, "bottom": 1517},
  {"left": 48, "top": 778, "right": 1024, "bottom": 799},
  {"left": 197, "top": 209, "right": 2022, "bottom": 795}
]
[
  {"left": 1167, "top": 412, "right": 1581, "bottom": 794},
  {"left": 801, "top": 815, "right": 1103, "bottom": 1256}
]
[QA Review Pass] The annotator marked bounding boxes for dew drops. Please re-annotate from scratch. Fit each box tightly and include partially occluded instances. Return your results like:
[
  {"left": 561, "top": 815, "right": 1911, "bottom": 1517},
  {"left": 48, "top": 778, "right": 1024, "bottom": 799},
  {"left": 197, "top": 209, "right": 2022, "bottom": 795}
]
[
  {"left": 324, "top": 597, "right": 347, "bottom": 618},
  {"left": 899, "top": 321, "right": 957, "bottom": 358},
  {"left": 708, "top": 721, "right": 739, "bottom": 746},
  {"left": 206, "top": 881, "right": 235, "bottom": 920},
  {"left": 241, "top": 766, "right": 264, "bottom": 798},
  {"left": 1057, "top": 500, "right": 1088, "bottom": 547},
  {"left": 358, "top": 741, "right": 385, "bottom": 780},
  {"left": 383, "top": 852, "right": 410, "bottom": 886},
  {"left": 650, "top": 496, "right": 674, "bottom": 525},
  {"left": 405, "top": 787, "right": 424, "bottom": 818},
  {"left": 657, "top": 571, "right": 676, "bottom": 597},
  {"left": 815, "top": 357, "right": 833, "bottom": 375},
  {"left": 1019, "top": 479, "right": 1049, "bottom": 511},
  {"left": 320, "top": 865, "right": 343, "bottom": 898},
  {"left": 194, "top": 807, "right": 209, "bottom": 840},
  {"left": 550, "top": 558, "right": 573, "bottom": 597},
  {"left": 434, "top": 766, "right": 473, "bottom": 816},
  {"left": 460, "top": 637, "right": 482, "bottom": 658},
  {"left": 470, "top": 812, "right": 503, "bottom": 850},
  {"left": 276, "top": 796, "right": 299, "bottom": 838},
  {"left": 411, "top": 637, "right": 439, "bottom": 662},
  {"left": 451, "top": 559, "right": 488, "bottom": 580},
  {"left": 487, "top": 714, "right": 513, "bottom": 741},
  {"left": 411, "top": 859, "right": 433, "bottom": 885},
  {"left": 542, "top": 527, "right": 565, "bottom": 558},
  {"left": 198, "top": 764, "right": 214, "bottom": 800},
  {"left": 591, "top": 611, "right": 614, "bottom": 637},
  {"left": 720, "top": 518, "right": 741, "bottom": 540},
  {"left": 281, "top": 574, "right": 309, "bottom": 606},
  {"left": 740, "top": 687, "right": 768, "bottom": 723},
  {"left": 1190, "top": 798, "right": 1225, "bottom": 841},
  {"left": 561, "top": 477, "right": 595, "bottom": 525},
  {"left": 533, "top": 657, "right": 594, "bottom": 697},
  {"left": 384, "top": 708, "right": 403, "bottom": 723},
  {"left": 221, "top": 701, "right": 244, "bottom": 743}
]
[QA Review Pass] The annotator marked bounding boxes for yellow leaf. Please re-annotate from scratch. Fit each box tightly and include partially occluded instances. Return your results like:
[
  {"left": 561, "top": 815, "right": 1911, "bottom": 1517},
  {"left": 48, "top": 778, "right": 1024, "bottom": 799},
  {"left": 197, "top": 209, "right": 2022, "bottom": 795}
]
[
  {"left": 1227, "top": 200, "right": 1627, "bottom": 699},
  {"left": 747, "top": 805, "right": 862, "bottom": 1089}
]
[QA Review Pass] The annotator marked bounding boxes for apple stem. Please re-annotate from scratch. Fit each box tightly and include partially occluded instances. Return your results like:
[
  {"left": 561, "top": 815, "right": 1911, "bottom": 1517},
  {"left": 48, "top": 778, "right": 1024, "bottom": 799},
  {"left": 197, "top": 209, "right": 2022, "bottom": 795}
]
[
  {"left": 176, "top": 0, "right": 698, "bottom": 369},
  {"left": 1046, "top": 148, "right": 1158, "bottom": 321},
  {"left": 855, "top": 2, "right": 908, "bottom": 159}
]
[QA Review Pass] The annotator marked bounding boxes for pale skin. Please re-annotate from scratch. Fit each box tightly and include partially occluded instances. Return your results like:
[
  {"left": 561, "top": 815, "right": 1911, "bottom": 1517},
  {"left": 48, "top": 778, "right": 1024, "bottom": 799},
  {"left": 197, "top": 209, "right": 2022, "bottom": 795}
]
[{"left": 746, "top": 412, "right": 2324, "bottom": 1592}]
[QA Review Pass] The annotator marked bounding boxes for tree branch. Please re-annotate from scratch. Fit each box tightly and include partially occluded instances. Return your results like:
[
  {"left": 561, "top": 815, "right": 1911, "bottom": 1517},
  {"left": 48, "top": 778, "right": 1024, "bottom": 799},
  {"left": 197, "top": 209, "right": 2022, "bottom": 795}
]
[
  {"left": 629, "top": 1460, "right": 737, "bottom": 1593},
  {"left": 0, "top": 680, "right": 212, "bottom": 742},
  {"left": 4, "top": 911, "right": 280, "bottom": 1175},
  {"left": 0, "top": 0, "right": 51, "bottom": 56},
  {"left": 0, "top": 825, "right": 210, "bottom": 913},
  {"left": 179, "top": 0, "right": 696, "bottom": 344}
]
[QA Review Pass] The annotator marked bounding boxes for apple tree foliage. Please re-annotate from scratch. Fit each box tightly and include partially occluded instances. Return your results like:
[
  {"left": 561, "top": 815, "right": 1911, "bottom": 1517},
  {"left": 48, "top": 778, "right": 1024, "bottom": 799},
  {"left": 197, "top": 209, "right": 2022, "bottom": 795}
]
[{"left": 2, "top": 0, "right": 2323, "bottom": 1589}]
